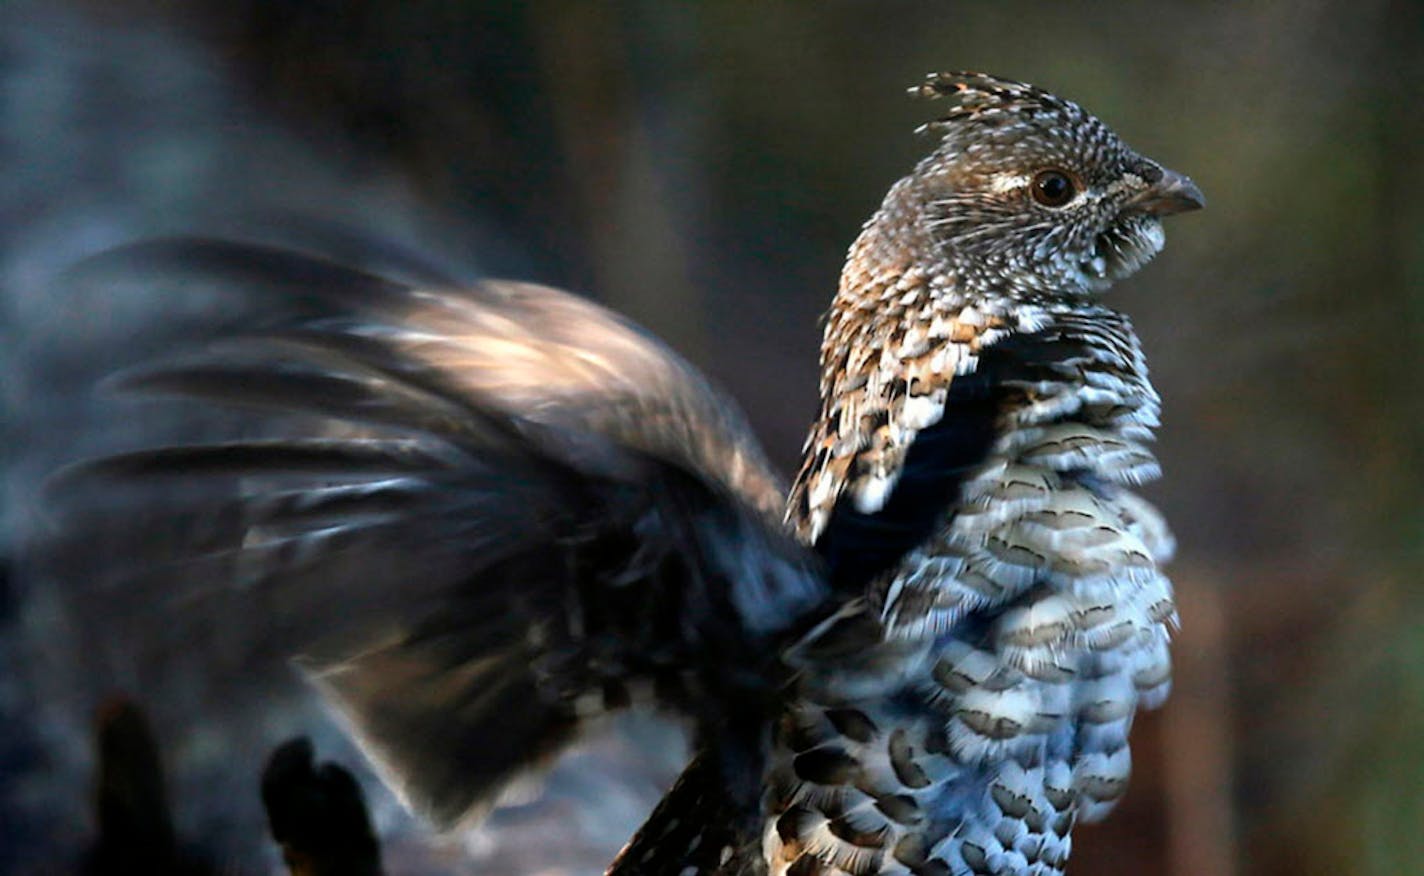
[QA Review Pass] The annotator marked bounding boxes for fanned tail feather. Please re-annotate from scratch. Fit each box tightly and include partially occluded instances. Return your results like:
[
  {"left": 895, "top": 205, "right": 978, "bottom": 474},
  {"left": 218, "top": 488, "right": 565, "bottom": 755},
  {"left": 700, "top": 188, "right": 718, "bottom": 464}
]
[{"left": 607, "top": 755, "right": 765, "bottom": 876}]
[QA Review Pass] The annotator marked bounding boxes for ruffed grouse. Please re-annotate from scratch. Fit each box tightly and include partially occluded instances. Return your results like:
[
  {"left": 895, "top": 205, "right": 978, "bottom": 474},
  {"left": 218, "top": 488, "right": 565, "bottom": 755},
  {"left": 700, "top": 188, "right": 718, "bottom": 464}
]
[{"left": 61, "top": 72, "right": 1203, "bottom": 875}]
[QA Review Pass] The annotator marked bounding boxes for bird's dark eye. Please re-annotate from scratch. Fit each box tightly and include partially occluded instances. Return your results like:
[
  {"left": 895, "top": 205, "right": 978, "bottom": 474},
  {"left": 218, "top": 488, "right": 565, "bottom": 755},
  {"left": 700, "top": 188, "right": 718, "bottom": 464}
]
[{"left": 1031, "top": 169, "right": 1077, "bottom": 208}]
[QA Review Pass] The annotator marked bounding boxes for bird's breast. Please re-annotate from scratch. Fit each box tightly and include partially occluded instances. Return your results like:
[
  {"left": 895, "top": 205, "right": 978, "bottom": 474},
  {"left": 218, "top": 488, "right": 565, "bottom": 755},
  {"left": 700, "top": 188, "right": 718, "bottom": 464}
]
[{"left": 763, "top": 303, "right": 1178, "bottom": 876}]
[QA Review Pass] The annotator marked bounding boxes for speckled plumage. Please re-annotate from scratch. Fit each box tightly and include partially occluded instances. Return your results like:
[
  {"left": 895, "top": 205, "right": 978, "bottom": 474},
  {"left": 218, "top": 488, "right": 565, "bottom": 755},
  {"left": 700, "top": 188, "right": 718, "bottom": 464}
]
[
  {"left": 764, "top": 305, "right": 1177, "bottom": 875},
  {"left": 625, "top": 73, "right": 1200, "bottom": 876},
  {"left": 61, "top": 72, "right": 1201, "bottom": 876}
]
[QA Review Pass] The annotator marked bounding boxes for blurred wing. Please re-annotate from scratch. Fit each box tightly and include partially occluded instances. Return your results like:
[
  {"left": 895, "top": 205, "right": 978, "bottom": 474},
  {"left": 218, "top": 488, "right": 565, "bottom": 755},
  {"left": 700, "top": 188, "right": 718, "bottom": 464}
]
[{"left": 53, "top": 239, "right": 827, "bottom": 829}]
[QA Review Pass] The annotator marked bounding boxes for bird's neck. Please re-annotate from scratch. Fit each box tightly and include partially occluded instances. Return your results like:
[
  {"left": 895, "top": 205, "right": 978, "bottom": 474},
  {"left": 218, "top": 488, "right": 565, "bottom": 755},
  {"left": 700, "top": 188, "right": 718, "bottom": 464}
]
[
  {"left": 790, "top": 181, "right": 1030, "bottom": 543},
  {"left": 819, "top": 177, "right": 1017, "bottom": 398}
]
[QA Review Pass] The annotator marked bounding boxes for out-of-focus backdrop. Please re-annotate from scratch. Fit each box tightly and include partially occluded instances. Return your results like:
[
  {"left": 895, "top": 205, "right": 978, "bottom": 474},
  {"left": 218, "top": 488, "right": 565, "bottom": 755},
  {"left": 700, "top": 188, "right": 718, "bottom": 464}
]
[{"left": 3, "top": 1, "right": 1420, "bottom": 874}]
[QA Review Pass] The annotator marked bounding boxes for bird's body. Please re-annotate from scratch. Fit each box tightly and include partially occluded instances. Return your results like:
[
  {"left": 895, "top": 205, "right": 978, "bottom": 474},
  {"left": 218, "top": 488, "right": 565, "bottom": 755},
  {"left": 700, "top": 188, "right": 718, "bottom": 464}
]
[
  {"left": 618, "top": 73, "right": 1198, "bottom": 876},
  {"left": 55, "top": 73, "right": 1201, "bottom": 875},
  {"left": 763, "top": 303, "right": 1174, "bottom": 876}
]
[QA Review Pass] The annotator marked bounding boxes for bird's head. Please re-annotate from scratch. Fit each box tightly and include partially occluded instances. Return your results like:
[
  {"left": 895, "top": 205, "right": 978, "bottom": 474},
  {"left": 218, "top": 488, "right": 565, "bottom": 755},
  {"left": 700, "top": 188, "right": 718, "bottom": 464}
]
[{"left": 850, "top": 72, "right": 1204, "bottom": 301}]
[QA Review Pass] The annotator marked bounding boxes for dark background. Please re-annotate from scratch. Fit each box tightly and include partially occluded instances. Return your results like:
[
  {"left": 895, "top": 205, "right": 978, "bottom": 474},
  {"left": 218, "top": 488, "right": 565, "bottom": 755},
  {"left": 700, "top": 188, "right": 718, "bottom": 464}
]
[{"left": 3, "top": 1, "right": 1421, "bottom": 873}]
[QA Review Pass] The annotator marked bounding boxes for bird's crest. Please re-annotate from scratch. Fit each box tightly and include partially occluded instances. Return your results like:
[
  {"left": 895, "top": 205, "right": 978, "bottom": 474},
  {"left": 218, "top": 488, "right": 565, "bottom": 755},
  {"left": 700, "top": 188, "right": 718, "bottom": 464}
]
[{"left": 911, "top": 71, "right": 1093, "bottom": 137}]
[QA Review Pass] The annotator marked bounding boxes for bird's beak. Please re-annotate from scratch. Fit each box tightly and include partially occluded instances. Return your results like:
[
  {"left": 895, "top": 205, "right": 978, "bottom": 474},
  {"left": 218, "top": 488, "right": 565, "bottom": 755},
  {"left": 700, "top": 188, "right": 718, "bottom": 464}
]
[{"left": 1129, "top": 168, "right": 1205, "bottom": 216}]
